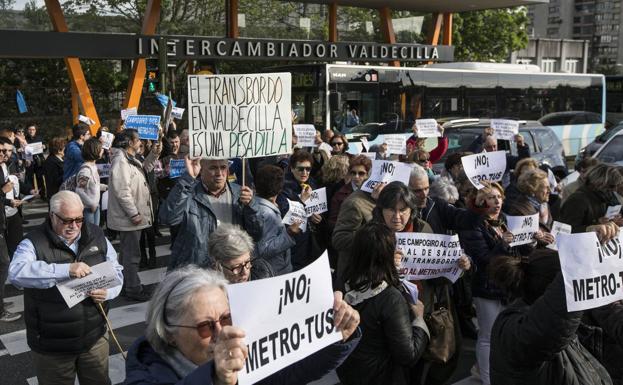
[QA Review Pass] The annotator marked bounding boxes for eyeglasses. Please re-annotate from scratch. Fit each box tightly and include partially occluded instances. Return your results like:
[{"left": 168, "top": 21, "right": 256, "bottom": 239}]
[
  {"left": 295, "top": 166, "right": 312, "bottom": 173},
  {"left": 168, "top": 313, "right": 233, "bottom": 339},
  {"left": 220, "top": 259, "right": 253, "bottom": 276},
  {"left": 350, "top": 171, "right": 367, "bottom": 177},
  {"left": 331, "top": 142, "right": 344, "bottom": 147},
  {"left": 417, "top": 158, "right": 430, "bottom": 163},
  {"left": 53, "top": 212, "right": 84, "bottom": 225}
]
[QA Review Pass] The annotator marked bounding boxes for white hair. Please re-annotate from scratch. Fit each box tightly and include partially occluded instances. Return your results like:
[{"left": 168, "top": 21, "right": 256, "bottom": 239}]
[
  {"left": 209, "top": 224, "right": 255, "bottom": 264},
  {"left": 49, "top": 191, "right": 84, "bottom": 214},
  {"left": 429, "top": 177, "right": 460, "bottom": 203},
  {"left": 409, "top": 163, "right": 429, "bottom": 183}
]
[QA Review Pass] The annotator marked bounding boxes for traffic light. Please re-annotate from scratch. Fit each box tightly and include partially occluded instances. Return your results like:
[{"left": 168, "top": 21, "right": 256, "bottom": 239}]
[{"left": 147, "top": 70, "right": 157, "bottom": 92}]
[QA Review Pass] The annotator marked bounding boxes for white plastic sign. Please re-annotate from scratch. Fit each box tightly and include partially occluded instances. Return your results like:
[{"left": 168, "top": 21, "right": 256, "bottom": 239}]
[
  {"left": 303, "top": 187, "right": 328, "bottom": 216},
  {"left": 415, "top": 119, "right": 440, "bottom": 138},
  {"left": 120, "top": 107, "right": 138, "bottom": 120},
  {"left": 383, "top": 134, "right": 407, "bottom": 155},
  {"left": 25, "top": 142, "right": 43, "bottom": 155},
  {"left": 547, "top": 221, "right": 572, "bottom": 251},
  {"left": 558, "top": 232, "right": 623, "bottom": 311},
  {"left": 100, "top": 132, "right": 114, "bottom": 150},
  {"left": 506, "top": 213, "right": 539, "bottom": 247},
  {"left": 188, "top": 73, "right": 292, "bottom": 159},
  {"left": 461, "top": 151, "right": 507, "bottom": 189},
  {"left": 361, "top": 160, "right": 411, "bottom": 193},
  {"left": 395, "top": 232, "right": 463, "bottom": 282},
  {"left": 293, "top": 124, "right": 317, "bottom": 148},
  {"left": 491, "top": 119, "right": 519, "bottom": 141},
  {"left": 227, "top": 253, "right": 341, "bottom": 385},
  {"left": 56, "top": 261, "right": 122, "bottom": 308},
  {"left": 282, "top": 199, "right": 307, "bottom": 232},
  {"left": 171, "top": 107, "right": 185, "bottom": 119}
]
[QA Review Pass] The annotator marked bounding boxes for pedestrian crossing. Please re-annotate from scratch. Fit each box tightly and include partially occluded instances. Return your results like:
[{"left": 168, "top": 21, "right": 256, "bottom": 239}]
[{"left": 0, "top": 200, "right": 478, "bottom": 385}]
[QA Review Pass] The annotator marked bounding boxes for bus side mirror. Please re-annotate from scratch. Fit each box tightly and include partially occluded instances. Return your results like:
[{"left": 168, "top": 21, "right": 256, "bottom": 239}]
[{"left": 330, "top": 92, "right": 341, "bottom": 112}]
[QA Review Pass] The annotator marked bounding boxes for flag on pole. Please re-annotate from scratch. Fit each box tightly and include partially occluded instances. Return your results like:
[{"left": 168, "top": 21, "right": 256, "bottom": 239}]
[{"left": 16, "top": 90, "right": 27, "bottom": 114}]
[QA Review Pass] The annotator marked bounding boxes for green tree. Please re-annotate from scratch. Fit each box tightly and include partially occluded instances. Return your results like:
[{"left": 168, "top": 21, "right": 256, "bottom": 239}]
[{"left": 452, "top": 8, "right": 529, "bottom": 62}]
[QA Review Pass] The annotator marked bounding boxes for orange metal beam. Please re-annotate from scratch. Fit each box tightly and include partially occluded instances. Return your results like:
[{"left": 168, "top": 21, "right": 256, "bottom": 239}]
[
  {"left": 328, "top": 3, "right": 338, "bottom": 42},
  {"left": 442, "top": 13, "right": 453, "bottom": 46},
  {"left": 122, "top": 0, "right": 162, "bottom": 114},
  {"left": 428, "top": 12, "right": 443, "bottom": 45},
  {"left": 45, "top": 0, "right": 101, "bottom": 134},
  {"left": 228, "top": 0, "right": 239, "bottom": 38},
  {"left": 379, "top": 7, "right": 399, "bottom": 67},
  {"left": 71, "top": 83, "right": 79, "bottom": 125}
]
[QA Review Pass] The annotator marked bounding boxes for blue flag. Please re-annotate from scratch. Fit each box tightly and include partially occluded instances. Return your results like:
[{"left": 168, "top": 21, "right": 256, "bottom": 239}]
[
  {"left": 16, "top": 90, "right": 27, "bottom": 114},
  {"left": 155, "top": 93, "right": 176, "bottom": 108}
]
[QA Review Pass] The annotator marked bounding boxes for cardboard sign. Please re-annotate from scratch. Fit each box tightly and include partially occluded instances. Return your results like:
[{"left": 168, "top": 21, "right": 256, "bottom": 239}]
[
  {"left": 188, "top": 73, "right": 292, "bottom": 159},
  {"left": 547, "top": 221, "right": 572, "bottom": 251},
  {"left": 125, "top": 115, "right": 161, "bottom": 140},
  {"left": 169, "top": 159, "right": 186, "bottom": 179},
  {"left": 461, "top": 151, "right": 507, "bottom": 189},
  {"left": 56, "top": 261, "right": 122, "bottom": 308},
  {"left": 491, "top": 119, "right": 519, "bottom": 141},
  {"left": 415, "top": 119, "right": 441, "bottom": 138},
  {"left": 506, "top": 213, "right": 539, "bottom": 247},
  {"left": 383, "top": 134, "right": 407, "bottom": 155},
  {"left": 100, "top": 132, "right": 114, "bottom": 150},
  {"left": 227, "top": 253, "right": 341, "bottom": 385},
  {"left": 25, "top": 142, "right": 43, "bottom": 155},
  {"left": 395, "top": 233, "right": 463, "bottom": 282},
  {"left": 303, "top": 187, "right": 328, "bottom": 217},
  {"left": 96, "top": 163, "right": 110, "bottom": 179},
  {"left": 293, "top": 124, "right": 317, "bottom": 148},
  {"left": 172, "top": 107, "right": 185, "bottom": 120},
  {"left": 605, "top": 205, "right": 622, "bottom": 220},
  {"left": 282, "top": 199, "right": 307, "bottom": 232},
  {"left": 120, "top": 107, "right": 138, "bottom": 120},
  {"left": 558, "top": 232, "right": 623, "bottom": 311},
  {"left": 361, "top": 160, "right": 411, "bottom": 193}
]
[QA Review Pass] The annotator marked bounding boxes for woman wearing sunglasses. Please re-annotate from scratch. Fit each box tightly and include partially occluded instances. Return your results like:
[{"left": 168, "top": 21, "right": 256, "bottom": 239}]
[{"left": 124, "top": 265, "right": 361, "bottom": 385}]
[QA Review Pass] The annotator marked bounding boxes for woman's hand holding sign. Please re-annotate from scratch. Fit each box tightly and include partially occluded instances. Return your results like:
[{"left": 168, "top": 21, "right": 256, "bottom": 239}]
[
  {"left": 588, "top": 222, "right": 620, "bottom": 244},
  {"left": 332, "top": 291, "right": 360, "bottom": 342},
  {"left": 213, "top": 326, "right": 248, "bottom": 385}
]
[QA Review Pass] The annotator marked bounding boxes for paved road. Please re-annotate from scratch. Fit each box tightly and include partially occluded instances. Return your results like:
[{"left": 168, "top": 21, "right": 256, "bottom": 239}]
[{"left": 0, "top": 200, "right": 479, "bottom": 384}]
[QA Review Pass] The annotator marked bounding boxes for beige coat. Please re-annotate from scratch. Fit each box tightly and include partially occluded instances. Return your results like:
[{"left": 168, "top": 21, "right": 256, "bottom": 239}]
[{"left": 107, "top": 148, "right": 157, "bottom": 232}]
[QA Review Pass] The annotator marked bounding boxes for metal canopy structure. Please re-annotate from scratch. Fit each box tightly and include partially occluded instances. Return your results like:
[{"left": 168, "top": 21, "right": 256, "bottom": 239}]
[{"left": 288, "top": 0, "right": 548, "bottom": 12}]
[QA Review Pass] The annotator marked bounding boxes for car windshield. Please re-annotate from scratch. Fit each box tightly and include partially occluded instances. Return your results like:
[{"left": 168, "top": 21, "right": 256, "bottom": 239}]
[
  {"left": 597, "top": 135, "right": 623, "bottom": 163},
  {"left": 598, "top": 125, "right": 623, "bottom": 143},
  {"left": 435, "top": 129, "right": 481, "bottom": 163}
]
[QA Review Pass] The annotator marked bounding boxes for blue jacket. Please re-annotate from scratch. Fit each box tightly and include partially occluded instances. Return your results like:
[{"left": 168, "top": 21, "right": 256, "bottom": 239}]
[
  {"left": 63, "top": 140, "right": 84, "bottom": 181},
  {"left": 124, "top": 332, "right": 361, "bottom": 385},
  {"left": 255, "top": 197, "right": 296, "bottom": 275},
  {"left": 159, "top": 173, "right": 263, "bottom": 270}
]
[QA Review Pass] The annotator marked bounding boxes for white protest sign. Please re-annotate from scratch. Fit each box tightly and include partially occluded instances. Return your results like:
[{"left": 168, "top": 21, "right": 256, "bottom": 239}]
[
  {"left": 547, "top": 221, "right": 572, "bottom": 251},
  {"left": 227, "top": 253, "right": 341, "bottom": 385},
  {"left": 282, "top": 199, "right": 307, "bottom": 232},
  {"left": 383, "top": 134, "right": 407, "bottom": 155},
  {"left": 415, "top": 119, "right": 440, "bottom": 138},
  {"left": 303, "top": 187, "right": 328, "bottom": 217},
  {"left": 491, "top": 119, "right": 519, "bottom": 141},
  {"left": 605, "top": 205, "right": 622, "bottom": 220},
  {"left": 171, "top": 107, "right": 185, "bottom": 120},
  {"left": 558, "top": 232, "right": 623, "bottom": 311},
  {"left": 96, "top": 163, "right": 111, "bottom": 179},
  {"left": 25, "top": 142, "right": 43, "bottom": 155},
  {"left": 360, "top": 136, "right": 369, "bottom": 151},
  {"left": 293, "top": 124, "right": 317, "bottom": 148},
  {"left": 78, "top": 115, "right": 95, "bottom": 125},
  {"left": 100, "top": 132, "right": 114, "bottom": 150},
  {"left": 461, "top": 151, "right": 507, "bottom": 189},
  {"left": 188, "top": 73, "right": 292, "bottom": 159},
  {"left": 395, "top": 233, "right": 463, "bottom": 282},
  {"left": 361, "top": 160, "right": 411, "bottom": 193},
  {"left": 506, "top": 213, "right": 539, "bottom": 247},
  {"left": 101, "top": 190, "right": 109, "bottom": 211},
  {"left": 360, "top": 152, "right": 376, "bottom": 161},
  {"left": 120, "top": 107, "right": 138, "bottom": 120},
  {"left": 318, "top": 142, "right": 333, "bottom": 155},
  {"left": 56, "top": 261, "right": 121, "bottom": 308}
]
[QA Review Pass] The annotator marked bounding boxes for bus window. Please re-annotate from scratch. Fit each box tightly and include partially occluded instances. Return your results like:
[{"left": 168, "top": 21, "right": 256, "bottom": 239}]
[{"left": 331, "top": 82, "right": 380, "bottom": 132}]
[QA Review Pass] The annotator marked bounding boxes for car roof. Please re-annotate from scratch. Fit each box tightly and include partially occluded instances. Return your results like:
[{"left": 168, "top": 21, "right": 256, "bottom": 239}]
[
  {"left": 593, "top": 127, "right": 623, "bottom": 158},
  {"left": 442, "top": 118, "right": 544, "bottom": 130}
]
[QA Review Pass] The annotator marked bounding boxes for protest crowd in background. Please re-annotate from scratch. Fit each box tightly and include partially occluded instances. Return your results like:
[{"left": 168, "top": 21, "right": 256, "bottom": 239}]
[{"left": 2, "top": 85, "right": 623, "bottom": 385}]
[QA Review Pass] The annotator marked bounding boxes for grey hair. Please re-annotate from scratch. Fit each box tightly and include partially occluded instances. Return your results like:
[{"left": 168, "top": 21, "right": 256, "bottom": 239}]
[
  {"left": 409, "top": 163, "right": 429, "bottom": 183},
  {"left": 145, "top": 265, "right": 229, "bottom": 355},
  {"left": 208, "top": 224, "right": 255, "bottom": 265},
  {"left": 429, "top": 177, "right": 460, "bottom": 203},
  {"left": 583, "top": 163, "right": 623, "bottom": 191},
  {"left": 49, "top": 191, "right": 84, "bottom": 214}
]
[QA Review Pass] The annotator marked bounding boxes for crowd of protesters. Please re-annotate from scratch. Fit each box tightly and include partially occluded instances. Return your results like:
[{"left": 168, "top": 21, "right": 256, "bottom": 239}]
[{"left": 0, "top": 118, "right": 622, "bottom": 385}]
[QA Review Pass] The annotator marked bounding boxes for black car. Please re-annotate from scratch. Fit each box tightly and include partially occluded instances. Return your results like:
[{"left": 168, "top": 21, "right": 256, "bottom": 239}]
[{"left": 431, "top": 119, "right": 567, "bottom": 174}]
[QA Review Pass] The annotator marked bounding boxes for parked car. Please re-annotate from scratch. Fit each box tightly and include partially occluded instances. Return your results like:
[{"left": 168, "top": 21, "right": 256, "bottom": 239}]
[
  {"left": 576, "top": 123, "right": 623, "bottom": 161},
  {"left": 431, "top": 119, "right": 567, "bottom": 174}
]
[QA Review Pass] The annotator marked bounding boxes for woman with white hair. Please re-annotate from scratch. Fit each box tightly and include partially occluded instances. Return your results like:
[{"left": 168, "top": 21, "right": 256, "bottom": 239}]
[
  {"left": 429, "top": 177, "right": 460, "bottom": 205},
  {"left": 124, "top": 265, "right": 361, "bottom": 385}
]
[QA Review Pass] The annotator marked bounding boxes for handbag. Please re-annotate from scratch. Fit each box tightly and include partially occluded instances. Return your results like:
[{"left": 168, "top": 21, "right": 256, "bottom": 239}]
[{"left": 422, "top": 285, "right": 456, "bottom": 363}]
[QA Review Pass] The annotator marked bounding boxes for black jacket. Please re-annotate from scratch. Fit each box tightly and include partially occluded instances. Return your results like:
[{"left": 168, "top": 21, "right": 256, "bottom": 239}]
[
  {"left": 490, "top": 273, "right": 612, "bottom": 385},
  {"left": 23, "top": 220, "right": 109, "bottom": 355},
  {"left": 421, "top": 197, "right": 480, "bottom": 235},
  {"left": 337, "top": 285, "right": 429, "bottom": 385},
  {"left": 42, "top": 155, "right": 64, "bottom": 200},
  {"left": 583, "top": 302, "right": 623, "bottom": 384},
  {"left": 560, "top": 185, "right": 619, "bottom": 233}
]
